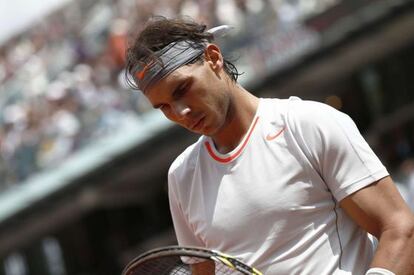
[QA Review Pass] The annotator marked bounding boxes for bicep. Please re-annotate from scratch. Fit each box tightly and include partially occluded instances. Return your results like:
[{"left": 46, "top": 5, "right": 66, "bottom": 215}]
[{"left": 340, "top": 176, "right": 413, "bottom": 238}]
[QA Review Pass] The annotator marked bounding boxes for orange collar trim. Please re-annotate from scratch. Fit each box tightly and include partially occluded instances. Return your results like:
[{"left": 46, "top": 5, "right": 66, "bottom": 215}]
[{"left": 204, "top": 116, "right": 260, "bottom": 163}]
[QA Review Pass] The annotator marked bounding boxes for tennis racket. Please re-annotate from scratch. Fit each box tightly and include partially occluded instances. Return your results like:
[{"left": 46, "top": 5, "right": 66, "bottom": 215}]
[{"left": 122, "top": 245, "right": 263, "bottom": 275}]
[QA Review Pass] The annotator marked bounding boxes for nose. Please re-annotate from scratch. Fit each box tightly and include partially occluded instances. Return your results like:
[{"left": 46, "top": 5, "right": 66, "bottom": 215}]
[{"left": 173, "top": 102, "right": 191, "bottom": 118}]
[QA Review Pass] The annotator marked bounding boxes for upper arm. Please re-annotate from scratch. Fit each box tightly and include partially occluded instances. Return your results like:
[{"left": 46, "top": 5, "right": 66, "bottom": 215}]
[
  {"left": 340, "top": 176, "right": 414, "bottom": 238},
  {"left": 168, "top": 171, "right": 204, "bottom": 247}
]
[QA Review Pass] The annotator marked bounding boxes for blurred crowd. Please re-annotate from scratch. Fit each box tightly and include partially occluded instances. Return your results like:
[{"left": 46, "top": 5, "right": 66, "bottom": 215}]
[
  {"left": 377, "top": 122, "right": 414, "bottom": 211},
  {"left": 396, "top": 158, "right": 414, "bottom": 211},
  {"left": 0, "top": 1, "right": 145, "bottom": 188},
  {"left": 0, "top": 0, "right": 340, "bottom": 189}
]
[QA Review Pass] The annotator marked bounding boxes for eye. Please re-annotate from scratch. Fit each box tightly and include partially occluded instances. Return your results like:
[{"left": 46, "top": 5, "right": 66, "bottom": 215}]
[{"left": 173, "top": 81, "right": 189, "bottom": 99}]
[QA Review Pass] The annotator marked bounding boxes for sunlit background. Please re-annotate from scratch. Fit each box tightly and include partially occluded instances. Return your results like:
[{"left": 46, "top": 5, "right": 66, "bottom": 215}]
[{"left": 0, "top": 0, "right": 413, "bottom": 274}]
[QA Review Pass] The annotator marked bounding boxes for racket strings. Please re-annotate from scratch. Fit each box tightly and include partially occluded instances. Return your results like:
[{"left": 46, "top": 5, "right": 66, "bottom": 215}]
[
  {"left": 126, "top": 255, "right": 246, "bottom": 274},
  {"left": 128, "top": 256, "right": 185, "bottom": 274}
]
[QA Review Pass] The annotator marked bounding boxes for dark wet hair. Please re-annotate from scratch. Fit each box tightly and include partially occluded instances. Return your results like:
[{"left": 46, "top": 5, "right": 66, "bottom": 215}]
[{"left": 125, "top": 16, "right": 240, "bottom": 90}]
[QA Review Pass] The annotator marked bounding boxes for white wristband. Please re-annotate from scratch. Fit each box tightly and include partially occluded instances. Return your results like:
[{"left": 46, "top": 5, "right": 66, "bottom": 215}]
[{"left": 365, "top": 267, "right": 395, "bottom": 275}]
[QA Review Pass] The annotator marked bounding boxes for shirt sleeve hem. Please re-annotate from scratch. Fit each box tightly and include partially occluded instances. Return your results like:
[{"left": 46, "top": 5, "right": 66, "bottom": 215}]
[{"left": 335, "top": 169, "right": 390, "bottom": 202}]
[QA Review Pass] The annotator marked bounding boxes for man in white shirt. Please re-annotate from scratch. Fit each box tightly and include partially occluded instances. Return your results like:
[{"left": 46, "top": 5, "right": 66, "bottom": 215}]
[{"left": 125, "top": 16, "right": 414, "bottom": 274}]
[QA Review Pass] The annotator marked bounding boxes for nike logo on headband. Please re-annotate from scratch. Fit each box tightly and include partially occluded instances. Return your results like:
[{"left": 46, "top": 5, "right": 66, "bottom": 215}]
[{"left": 136, "top": 64, "right": 150, "bottom": 80}]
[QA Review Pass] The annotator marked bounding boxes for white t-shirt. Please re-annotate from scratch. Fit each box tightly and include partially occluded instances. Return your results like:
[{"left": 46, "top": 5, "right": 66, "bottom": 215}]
[{"left": 168, "top": 97, "right": 389, "bottom": 275}]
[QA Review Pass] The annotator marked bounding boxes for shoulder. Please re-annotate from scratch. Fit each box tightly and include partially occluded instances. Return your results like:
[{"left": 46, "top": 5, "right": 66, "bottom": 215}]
[
  {"left": 257, "top": 97, "right": 346, "bottom": 133},
  {"left": 286, "top": 96, "right": 341, "bottom": 117},
  {"left": 168, "top": 136, "right": 204, "bottom": 179},
  {"left": 259, "top": 96, "right": 339, "bottom": 118},
  {"left": 282, "top": 96, "right": 352, "bottom": 130}
]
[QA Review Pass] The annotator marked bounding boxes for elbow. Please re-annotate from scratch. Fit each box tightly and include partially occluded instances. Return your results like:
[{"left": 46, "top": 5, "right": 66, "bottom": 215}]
[
  {"left": 381, "top": 214, "right": 414, "bottom": 242},
  {"left": 404, "top": 217, "right": 414, "bottom": 240},
  {"left": 399, "top": 214, "right": 414, "bottom": 239}
]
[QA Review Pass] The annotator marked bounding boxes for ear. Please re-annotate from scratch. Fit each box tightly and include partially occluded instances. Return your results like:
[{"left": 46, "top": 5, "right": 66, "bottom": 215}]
[{"left": 204, "top": 44, "right": 224, "bottom": 72}]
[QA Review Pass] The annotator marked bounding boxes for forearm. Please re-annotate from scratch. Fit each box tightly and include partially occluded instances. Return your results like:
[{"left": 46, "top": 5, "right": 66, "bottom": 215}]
[
  {"left": 191, "top": 261, "right": 215, "bottom": 275},
  {"left": 370, "top": 225, "right": 414, "bottom": 275}
]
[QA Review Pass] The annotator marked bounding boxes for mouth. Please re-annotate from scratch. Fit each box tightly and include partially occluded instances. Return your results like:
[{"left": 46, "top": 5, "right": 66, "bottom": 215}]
[{"left": 190, "top": 116, "right": 205, "bottom": 131}]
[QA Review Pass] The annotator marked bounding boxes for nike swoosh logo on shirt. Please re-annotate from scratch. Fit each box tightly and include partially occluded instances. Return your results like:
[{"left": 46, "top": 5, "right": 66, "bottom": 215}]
[{"left": 266, "top": 126, "right": 286, "bottom": 141}]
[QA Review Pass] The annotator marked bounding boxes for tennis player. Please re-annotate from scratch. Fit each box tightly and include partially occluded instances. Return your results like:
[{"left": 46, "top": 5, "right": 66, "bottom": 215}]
[{"left": 125, "top": 17, "right": 414, "bottom": 275}]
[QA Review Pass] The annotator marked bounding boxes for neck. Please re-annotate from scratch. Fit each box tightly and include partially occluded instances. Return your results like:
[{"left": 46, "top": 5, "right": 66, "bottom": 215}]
[{"left": 211, "top": 85, "right": 259, "bottom": 154}]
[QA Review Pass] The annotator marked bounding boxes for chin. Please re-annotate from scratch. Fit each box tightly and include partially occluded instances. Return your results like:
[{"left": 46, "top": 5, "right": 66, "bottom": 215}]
[
  {"left": 195, "top": 128, "right": 210, "bottom": 136},
  {"left": 200, "top": 125, "right": 219, "bottom": 137},
  {"left": 186, "top": 126, "right": 206, "bottom": 135}
]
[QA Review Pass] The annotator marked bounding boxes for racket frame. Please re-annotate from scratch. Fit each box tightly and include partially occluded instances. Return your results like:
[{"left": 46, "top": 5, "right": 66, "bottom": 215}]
[{"left": 122, "top": 245, "right": 263, "bottom": 275}]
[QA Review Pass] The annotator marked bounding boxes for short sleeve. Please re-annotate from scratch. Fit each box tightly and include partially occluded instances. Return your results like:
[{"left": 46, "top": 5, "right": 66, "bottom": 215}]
[
  {"left": 168, "top": 170, "right": 204, "bottom": 247},
  {"left": 288, "top": 98, "right": 389, "bottom": 202}
]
